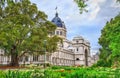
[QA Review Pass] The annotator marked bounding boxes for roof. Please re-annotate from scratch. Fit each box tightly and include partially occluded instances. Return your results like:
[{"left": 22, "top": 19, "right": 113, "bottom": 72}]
[{"left": 51, "top": 12, "right": 66, "bottom": 28}]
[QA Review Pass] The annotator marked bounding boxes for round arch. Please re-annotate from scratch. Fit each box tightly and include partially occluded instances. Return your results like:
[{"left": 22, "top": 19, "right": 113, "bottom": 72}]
[{"left": 85, "top": 49, "right": 88, "bottom": 66}]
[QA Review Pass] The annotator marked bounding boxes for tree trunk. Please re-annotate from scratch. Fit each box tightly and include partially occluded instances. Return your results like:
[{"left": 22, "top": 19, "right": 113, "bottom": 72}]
[{"left": 9, "top": 45, "right": 19, "bottom": 66}]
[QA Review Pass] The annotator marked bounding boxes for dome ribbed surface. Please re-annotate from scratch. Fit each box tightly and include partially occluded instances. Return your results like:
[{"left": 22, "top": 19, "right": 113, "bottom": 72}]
[{"left": 51, "top": 12, "right": 66, "bottom": 28}]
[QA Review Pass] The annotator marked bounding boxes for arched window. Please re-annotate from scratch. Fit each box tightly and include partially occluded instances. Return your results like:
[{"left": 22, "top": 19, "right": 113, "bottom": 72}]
[
  {"left": 85, "top": 49, "right": 88, "bottom": 66},
  {"left": 76, "top": 41, "right": 79, "bottom": 43},
  {"left": 76, "top": 48, "right": 79, "bottom": 51},
  {"left": 76, "top": 58, "right": 79, "bottom": 61}
]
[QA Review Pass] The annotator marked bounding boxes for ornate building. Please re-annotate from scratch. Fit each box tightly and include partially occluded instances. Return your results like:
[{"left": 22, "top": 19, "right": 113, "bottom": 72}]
[
  {"left": 0, "top": 11, "right": 93, "bottom": 66},
  {"left": 49, "top": 12, "right": 91, "bottom": 66}
]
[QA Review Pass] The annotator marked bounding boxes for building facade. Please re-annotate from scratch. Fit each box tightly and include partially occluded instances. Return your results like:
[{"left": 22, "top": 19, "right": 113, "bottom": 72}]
[{"left": 0, "top": 12, "right": 94, "bottom": 66}]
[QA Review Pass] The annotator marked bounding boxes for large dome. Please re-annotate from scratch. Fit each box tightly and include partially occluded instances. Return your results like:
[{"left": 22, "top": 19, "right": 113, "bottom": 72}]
[{"left": 51, "top": 12, "right": 66, "bottom": 28}]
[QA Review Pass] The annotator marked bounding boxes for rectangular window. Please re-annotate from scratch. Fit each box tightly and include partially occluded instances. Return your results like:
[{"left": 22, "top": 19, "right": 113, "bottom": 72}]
[
  {"left": 25, "top": 56, "right": 28, "bottom": 61},
  {"left": 56, "top": 31, "right": 59, "bottom": 35},
  {"left": 19, "top": 57, "right": 23, "bottom": 62},
  {"left": 33, "top": 55, "right": 38, "bottom": 61},
  {"left": 60, "top": 31, "right": 62, "bottom": 35},
  {"left": 49, "top": 31, "right": 55, "bottom": 35}
]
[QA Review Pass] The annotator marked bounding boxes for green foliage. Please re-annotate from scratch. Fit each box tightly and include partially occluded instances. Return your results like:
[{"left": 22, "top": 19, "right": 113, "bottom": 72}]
[
  {"left": 94, "top": 59, "right": 111, "bottom": 67},
  {"left": 74, "top": 0, "right": 88, "bottom": 14},
  {"left": 74, "top": 0, "right": 120, "bottom": 14},
  {"left": 117, "top": 0, "right": 120, "bottom": 3},
  {"left": 31, "top": 69, "right": 44, "bottom": 78},
  {"left": 0, "top": 0, "right": 61, "bottom": 66},
  {"left": 98, "top": 14, "right": 120, "bottom": 67}
]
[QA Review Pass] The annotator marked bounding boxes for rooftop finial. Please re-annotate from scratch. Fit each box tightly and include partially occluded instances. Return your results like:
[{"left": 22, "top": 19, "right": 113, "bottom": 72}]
[{"left": 55, "top": 6, "right": 58, "bottom": 17}]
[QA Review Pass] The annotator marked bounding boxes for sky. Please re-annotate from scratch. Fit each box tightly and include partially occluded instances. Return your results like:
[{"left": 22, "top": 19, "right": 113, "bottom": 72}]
[{"left": 30, "top": 0, "right": 120, "bottom": 52}]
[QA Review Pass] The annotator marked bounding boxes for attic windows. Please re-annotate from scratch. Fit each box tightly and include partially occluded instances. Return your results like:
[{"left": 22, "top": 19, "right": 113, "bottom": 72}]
[
  {"left": 52, "top": 20, "right": 54, "bottom": 22},
  {"left": 57, "top": 20, "right": 61, "bottom": 22}
]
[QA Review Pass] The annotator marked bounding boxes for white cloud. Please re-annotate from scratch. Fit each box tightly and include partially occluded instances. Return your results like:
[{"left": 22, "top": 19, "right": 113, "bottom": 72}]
[
  {"left": 30, "top": 0, "right": 120, "bottom": 49},
  {"left": 86, "top": 0, "right": 106, "bottom": 21},
  {"left": 88, "top": 6, "right": 100, "bottom": 21}
]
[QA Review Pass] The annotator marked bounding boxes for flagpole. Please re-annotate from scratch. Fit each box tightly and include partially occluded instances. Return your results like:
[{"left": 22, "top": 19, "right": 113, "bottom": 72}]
[{"left": 55, "top": 6, "right": 57, "bottom": 13}]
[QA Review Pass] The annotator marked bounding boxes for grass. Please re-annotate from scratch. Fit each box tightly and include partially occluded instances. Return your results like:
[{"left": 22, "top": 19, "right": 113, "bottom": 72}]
[{"left": 0, "top": 66, "right": 120, "bottom": 78}]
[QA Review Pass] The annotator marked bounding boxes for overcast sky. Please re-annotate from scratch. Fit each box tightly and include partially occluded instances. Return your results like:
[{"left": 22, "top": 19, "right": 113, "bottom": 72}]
[{"left": 31, "top": 0, "right": 120, "bottom": 51}]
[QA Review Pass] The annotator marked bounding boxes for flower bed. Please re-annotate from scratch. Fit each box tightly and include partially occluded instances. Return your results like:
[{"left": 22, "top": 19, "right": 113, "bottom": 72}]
[{"left": 0, "top": 66, "right": 120, "bottom": 78}]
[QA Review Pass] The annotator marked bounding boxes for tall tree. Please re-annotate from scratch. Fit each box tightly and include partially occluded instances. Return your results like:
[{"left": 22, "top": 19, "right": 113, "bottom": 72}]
[
  {"left": 0, "top": 0, "right": 61, "bottom": 66},
  {"left": 98, "top": 14, "right": 120, "bottom": 66}
]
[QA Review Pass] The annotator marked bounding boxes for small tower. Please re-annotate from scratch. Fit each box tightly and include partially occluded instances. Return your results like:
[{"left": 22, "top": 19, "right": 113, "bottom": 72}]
[
  {"left": 72, "top": 36, "right": 90, "bottom": 66},
  {"left": 51, "top": 9, "right": 67, "bottom": 39}
]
